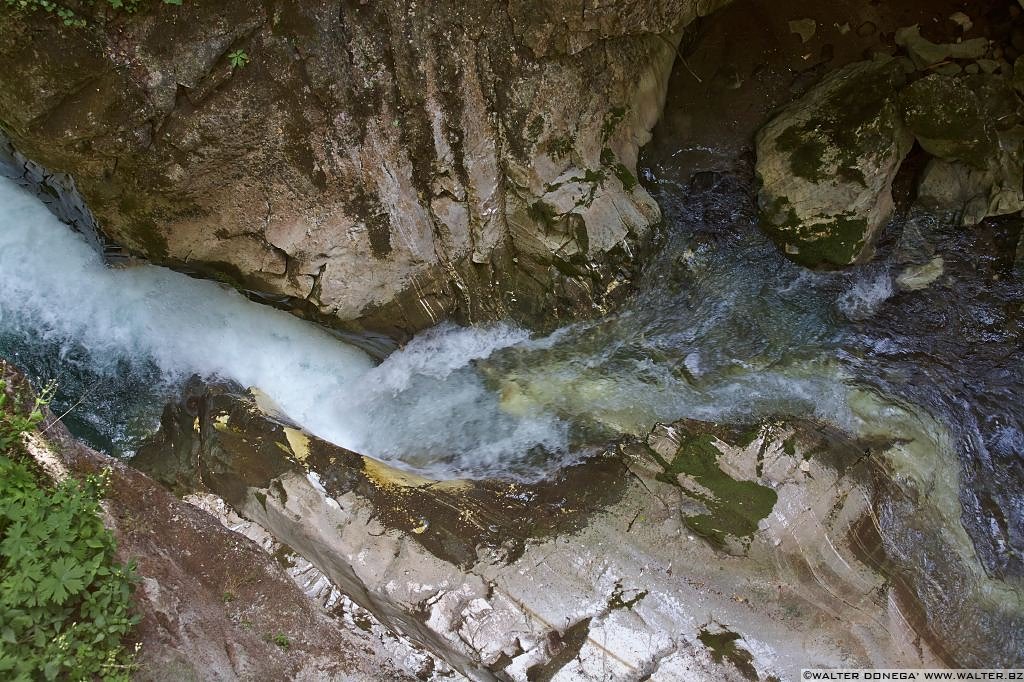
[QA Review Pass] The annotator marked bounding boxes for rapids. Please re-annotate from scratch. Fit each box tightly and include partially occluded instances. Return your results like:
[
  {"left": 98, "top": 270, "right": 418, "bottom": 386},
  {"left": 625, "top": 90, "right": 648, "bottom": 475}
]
[
  {"left": 0, "top": 178, "right": 568, "bottom": 479},
  {"left": 1, "top": 168, "right": 1020, "bottom": 495},
  {"left": 2, "top": 143, "right": 1022, "bottom": 666}
]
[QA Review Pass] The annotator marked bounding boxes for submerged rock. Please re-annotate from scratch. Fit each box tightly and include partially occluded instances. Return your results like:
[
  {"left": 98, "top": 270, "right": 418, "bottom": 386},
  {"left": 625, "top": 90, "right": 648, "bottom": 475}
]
[
  {"left": 895, "top": 256, "right": 945, "bottom": 291},
  {"left": 755, "top": 58, "right": 913, "bottom": 267}
]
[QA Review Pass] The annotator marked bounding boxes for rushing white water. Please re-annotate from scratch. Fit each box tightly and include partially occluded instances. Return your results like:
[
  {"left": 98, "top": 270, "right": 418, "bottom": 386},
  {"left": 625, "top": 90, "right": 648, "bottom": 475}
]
[
  {"left": 0, "top": 178, "right": 569, "bottom": 478},
  {"left": 0, "top": 173, "right": 960, "bottom": 482},
  {"left": 836, "top": 269, "right": 894, "bottom": 320}
]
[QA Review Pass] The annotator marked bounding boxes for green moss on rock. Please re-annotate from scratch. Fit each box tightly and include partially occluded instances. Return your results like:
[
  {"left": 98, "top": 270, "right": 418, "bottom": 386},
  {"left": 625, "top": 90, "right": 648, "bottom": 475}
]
[
  {"left": 775, "top": 125, "right": 828, "bottom": 183},
  {"left": 755, "top": 58, "right": 911, "bottom": 268},
  {"left": 600, "top": 106, "right": 627, "bottom": 143},
  {"left": 547, "top": 136, "right": 574, "bottom": 158},
  {"left": 648, "top": 433, "right": 778, "bottom": 549},
  {"left": 899, "top": 74, "right": 997, "bottom": 169},
  {"left": 698, "top": 628, "right": 758, "bottom": 681}
]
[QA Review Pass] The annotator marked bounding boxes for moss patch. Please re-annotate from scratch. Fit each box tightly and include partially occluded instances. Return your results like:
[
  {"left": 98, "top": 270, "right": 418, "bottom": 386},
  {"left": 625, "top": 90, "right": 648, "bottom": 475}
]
[
  {"left": 527, "top": 115, "right": 545, "bottom": 144},
  {"left": 600, "top": 106, "right": 627, "bottom": 143},
  {"left": 782, "top": 436, "right": 796, "bottom": 457},
  {"left": 547, "top": 136, "right": 574, "bottom": 158},
  {"left": 776, "top": 125, "right": 828, "bottom": 183},
  {"left": 898, "top": 74, "right": 998, "bottom": 169},
  {"left": 611, "top": 163, "right": 637, "bottom": 192},
  {"left": 760, "top": 195, "right": 870, "bottom": 267},
  {"left": 793, "top": 213, "right": 870, "bottom": 267},
  {"left": 698, "top": 628, "right": 757, "bottom": 680},
  {"left": 648, "top": 433, "right": 777, "bottom": 549},
  {"left": 772, "top": 59, "right": 906, "bottom": 186},
  {"left": 525, "top": 618, "right": 592, "bottom": 682}
]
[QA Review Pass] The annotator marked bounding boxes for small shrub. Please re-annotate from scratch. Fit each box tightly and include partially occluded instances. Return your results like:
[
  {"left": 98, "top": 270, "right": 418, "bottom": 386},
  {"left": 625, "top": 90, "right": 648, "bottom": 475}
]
[
  {"left": 272, "top": 633, "right": 289, "bottom": 649},
  {"left": 228, "top": 50, "right": 250, "bottom": 68},
  {"left": 0, "top": 377, "right": 138, "bottom": 680},
  {"left": 3, "top": 0, "right": 184, "bottom": 27}
]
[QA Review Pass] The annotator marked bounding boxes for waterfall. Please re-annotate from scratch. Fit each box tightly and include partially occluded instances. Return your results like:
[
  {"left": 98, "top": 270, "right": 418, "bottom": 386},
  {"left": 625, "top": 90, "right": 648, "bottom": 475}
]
[{"left": 0, "top": 177, "right": 570, "bottom": 479}]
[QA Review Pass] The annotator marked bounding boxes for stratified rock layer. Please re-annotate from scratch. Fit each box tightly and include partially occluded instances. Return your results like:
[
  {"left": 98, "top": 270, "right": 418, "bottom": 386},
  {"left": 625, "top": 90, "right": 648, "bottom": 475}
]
[
  {"left": 0, "top": 363, "right": 430, "bottom": 682},
  {"left": 134, "top": 384, "right": 1024, "bottom": 679},
  {"left": 0, "top": 0, "right": 727, "bottom": 340}
]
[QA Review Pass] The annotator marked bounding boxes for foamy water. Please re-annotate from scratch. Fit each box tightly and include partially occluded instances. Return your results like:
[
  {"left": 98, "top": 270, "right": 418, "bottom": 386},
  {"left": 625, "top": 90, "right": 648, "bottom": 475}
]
[
  {"left": 0, "top": 175, "right": 926, "bottom": 481},
  {"left": 0, "top": 178, "right": 569, "bottom": 478}
]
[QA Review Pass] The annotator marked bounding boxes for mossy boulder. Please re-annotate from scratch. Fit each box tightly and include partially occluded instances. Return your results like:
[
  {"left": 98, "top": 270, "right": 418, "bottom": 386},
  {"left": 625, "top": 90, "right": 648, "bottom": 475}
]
[
  {"left": 907, "top": 74, "right": 1024, "bottom": 225},
  {"left": 755, "top": 58, "right": 913, "bottom": 267},
  {"left": 898, "top": 74, "right": 999, "bottom": 169}
]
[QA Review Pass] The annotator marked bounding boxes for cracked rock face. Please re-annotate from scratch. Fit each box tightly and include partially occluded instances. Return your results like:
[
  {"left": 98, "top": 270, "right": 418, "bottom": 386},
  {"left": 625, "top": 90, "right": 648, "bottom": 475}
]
[
  {"left": 0, "top": 0, "right": 728, "bottom": 341},
  {"left": 134, "top": 385, "right": 1024, "bottom": 680}
]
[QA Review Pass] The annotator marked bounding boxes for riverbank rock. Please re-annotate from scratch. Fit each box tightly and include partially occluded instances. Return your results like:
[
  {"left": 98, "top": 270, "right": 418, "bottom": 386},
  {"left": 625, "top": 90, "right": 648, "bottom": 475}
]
[
  {"left": 754, "top": 57, "right": 913, "bottom": 267},
  {"left": 132, "top": 382, "right": 1024, "bottom": 678},
  {"left": 0, "top": 0, "right": 728, "bottom": 341},
  {"left": 894, "top": 24, "right": 989, "bottom": 69}
]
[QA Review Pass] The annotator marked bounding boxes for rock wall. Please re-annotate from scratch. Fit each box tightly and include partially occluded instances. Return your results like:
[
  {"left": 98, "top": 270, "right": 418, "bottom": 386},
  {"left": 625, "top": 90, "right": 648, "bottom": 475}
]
[{"left": 0, "top": 0, "right": 728, "bottom": 340}]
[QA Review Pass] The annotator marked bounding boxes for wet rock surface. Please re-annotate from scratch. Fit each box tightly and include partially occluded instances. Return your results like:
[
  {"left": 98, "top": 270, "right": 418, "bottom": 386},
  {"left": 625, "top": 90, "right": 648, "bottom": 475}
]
[
  {"left": 0, "top": 0, "right": 728, "bottom": 341},
  {"left": 726, "top": 0, "right": 1024, "bottom": 267},
  {"left": 2, "top": 0, "right": 1023, "bottom": 678},
  {"left": 641, "top": 0, "right": 1024, "bottom": 581},
  {"left": 132, "top": 383, "right": 1024, "bottom": 679},
  {"left": 906, "top": 72, "right": 1024, "bottom": 225}
]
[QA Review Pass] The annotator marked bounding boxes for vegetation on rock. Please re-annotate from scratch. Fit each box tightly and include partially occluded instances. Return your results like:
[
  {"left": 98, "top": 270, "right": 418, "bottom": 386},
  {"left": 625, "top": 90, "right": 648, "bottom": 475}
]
[
  {"left": 0, "top": 376, "right": 138, "bottom": 681},
  {"left": 227, "top": 50, "right": 249, "bottom": 69},
  {"left": 2, "top": 0, "right": 181, "bottom": 27}
]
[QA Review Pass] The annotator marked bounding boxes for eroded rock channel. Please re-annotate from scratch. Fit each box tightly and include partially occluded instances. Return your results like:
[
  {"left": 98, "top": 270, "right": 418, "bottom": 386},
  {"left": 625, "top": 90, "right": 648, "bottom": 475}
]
[{"left": 1, "top": 0, "right": 1023, "bottom": 679}]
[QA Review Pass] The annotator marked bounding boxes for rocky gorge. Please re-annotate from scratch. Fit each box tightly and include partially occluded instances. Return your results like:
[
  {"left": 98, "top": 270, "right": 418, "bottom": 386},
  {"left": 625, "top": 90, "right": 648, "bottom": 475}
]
[{"left": 1, "top": 0, "right": 1023, "bottom": 680}]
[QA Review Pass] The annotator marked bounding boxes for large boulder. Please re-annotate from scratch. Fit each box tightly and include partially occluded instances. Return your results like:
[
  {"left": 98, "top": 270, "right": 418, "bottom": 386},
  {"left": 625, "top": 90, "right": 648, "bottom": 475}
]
[
  {"left": 0, "top": 0, "right": 729, "bottom": 341},
  {"left": 903, "top": 74, "right": 1024, "bottom": 225},
  {"left": 899, "top": 74, "right": 1001, "bottom": 168},
  {"left": 754, "top": 57, "right": 913, "bottom": 268}
]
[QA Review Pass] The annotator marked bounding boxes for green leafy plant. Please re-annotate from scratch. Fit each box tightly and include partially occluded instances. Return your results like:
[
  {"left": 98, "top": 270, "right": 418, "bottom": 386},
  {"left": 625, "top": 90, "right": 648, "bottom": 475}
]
[
  {"left": 3, "top": 0, "right": 184, "bottom": 28},
  {"left": 228, "top": 49, "right": 250, "bottom": 69},
  {"left": 271, "top": 633, "right": 289, "bottom": 649},
  {"left": 0, "top": 380, "right": 51, "bottom": 452},
  {"left": 0, "top": 376, "right": 139, "bottom": 680}
]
